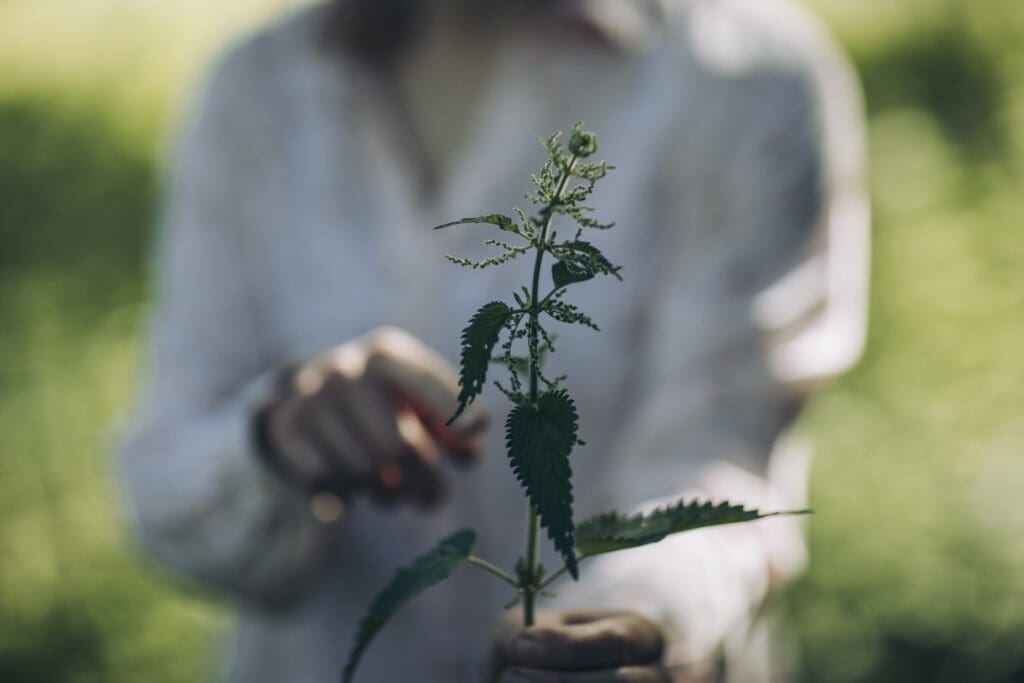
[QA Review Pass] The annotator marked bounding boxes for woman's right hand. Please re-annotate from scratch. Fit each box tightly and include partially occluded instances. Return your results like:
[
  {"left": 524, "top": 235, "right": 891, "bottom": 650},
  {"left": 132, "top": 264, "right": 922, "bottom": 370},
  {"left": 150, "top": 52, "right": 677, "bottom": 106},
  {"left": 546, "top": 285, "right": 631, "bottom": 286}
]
[{"left": 256, "top": 326, "right": 487, "bottom": 508}]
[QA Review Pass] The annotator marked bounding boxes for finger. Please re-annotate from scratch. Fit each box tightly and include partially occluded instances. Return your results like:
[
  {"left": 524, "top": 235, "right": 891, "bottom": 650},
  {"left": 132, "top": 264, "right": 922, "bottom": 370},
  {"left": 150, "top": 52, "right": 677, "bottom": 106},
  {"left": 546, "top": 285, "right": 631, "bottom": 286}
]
[
  {"left": 497, "top": 665, "right": 669, "bottom": 683},
  {"left": 363, "top": 327, "right": 489, "bottom": 434},
  {"left": 404, "top": 393, "right": 483, "bottom": 465},
  {"left": 320, "top": 373, "right": 406, "bottom": 503},
  {"left": 556, "top": 610, "right": 639, "bottom": 627},
  {"left": 299, "top": 392, "right": 374, "bottom": 491},
  {"left": 392, "top": 400, "right": 447, "bottom": 508},
  {"left": 322, "top": 373, "right": 445, "bottom": 506},
  {"left": 501, "top": 612, "right": 664, "bottom": 671},
  {"left": 262, "top": 395, "right": 334, "bottom": 485},
  {"left": 493, "top": 608, "right": 563, "bottom": 662}
]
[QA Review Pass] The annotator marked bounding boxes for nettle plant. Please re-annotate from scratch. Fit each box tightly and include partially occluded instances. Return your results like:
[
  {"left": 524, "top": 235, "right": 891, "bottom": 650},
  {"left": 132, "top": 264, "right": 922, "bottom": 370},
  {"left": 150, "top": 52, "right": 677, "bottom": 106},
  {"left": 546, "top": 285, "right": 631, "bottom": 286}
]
[{"left": 342, "top": 124, "right": 797, "bottom": 682}]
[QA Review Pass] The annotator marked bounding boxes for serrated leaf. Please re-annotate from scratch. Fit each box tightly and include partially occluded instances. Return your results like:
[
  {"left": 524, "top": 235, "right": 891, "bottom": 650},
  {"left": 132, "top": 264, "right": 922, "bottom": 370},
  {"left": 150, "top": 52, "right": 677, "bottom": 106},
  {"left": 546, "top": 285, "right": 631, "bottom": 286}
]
[
  {"left": 551, "top": 260, "right": 594, "bottom": 288},
  {"left": 434, "top": 213, "right": 516, "bottom": 232},
  {"left": 505, "top": 389, "right": 579, "bottom": 578},
  {"left": 543, "top": 299, "right": 600, "bottom": 331},
  {"left": 576, "top": 500, "right": 797, "bottom": 556},
  {"left": 341, "top": 529, "right": 476, "bottom": 683},
  {"left": 552, "top": 240, "right": 622, "bottom": 280},
  {"left": 449, "top": 302, "right": 515, "bottom": 425}
]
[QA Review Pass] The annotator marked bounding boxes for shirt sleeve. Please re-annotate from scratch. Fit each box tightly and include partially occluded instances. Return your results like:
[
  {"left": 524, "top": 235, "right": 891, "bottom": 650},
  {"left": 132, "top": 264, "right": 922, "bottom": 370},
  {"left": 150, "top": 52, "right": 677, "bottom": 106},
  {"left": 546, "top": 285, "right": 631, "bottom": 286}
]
[
  {"left": 116, "top": 41, "right": 342, "bottom": 610},
  {"left": 548, "top": 19, "right": 869, "bottom": 669}
]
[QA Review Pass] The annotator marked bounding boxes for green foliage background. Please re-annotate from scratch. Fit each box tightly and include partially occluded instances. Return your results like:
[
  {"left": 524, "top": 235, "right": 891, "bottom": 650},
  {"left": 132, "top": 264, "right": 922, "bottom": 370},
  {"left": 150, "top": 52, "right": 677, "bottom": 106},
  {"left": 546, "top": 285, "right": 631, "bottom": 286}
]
[{"left": 0, "top": 0, "right": 1021, "bottom": 680}]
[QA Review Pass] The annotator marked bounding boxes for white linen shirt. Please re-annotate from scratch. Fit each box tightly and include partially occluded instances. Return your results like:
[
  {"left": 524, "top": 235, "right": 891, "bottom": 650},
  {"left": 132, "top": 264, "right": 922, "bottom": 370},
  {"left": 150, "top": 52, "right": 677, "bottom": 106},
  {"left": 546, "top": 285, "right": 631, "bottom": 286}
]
[{"left": 119, "top": 1, "right": 869, "bottom": 681}]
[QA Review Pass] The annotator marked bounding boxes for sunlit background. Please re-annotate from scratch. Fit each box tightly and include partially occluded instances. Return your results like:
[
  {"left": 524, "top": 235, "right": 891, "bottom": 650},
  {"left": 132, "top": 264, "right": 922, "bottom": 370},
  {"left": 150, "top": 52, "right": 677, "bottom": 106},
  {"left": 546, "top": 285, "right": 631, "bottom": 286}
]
[{"left": 0, "top": 1, "right": 1021, "bottom": 681}]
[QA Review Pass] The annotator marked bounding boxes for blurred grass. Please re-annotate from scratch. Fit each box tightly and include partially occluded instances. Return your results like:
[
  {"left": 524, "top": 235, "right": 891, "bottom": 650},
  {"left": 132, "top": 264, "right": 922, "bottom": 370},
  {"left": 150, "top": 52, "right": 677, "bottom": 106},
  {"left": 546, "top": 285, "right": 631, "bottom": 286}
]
[
  {"left": 0, "top": 3, "right": 309, "bottom": 680},
  {"left": 789, "top": 2, "right": 1024, "bottom": 681},
  {"left": 0, "top": 0, "right": 1022, "bottom": 681}
]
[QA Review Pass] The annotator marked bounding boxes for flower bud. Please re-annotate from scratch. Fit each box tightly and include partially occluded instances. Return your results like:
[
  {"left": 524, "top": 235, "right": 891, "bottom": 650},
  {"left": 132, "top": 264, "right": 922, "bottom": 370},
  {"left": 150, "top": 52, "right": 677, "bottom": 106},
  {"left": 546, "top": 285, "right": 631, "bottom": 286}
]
[{"left": 568, "top": 125, "right": 597, "bottom": 157}]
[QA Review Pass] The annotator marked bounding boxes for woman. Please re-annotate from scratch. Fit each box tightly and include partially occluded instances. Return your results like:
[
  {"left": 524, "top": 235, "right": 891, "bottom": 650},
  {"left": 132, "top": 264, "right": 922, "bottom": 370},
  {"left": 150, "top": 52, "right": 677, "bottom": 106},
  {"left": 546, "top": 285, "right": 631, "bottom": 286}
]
[{"left": 119, "top": 0, "right": 868, "bottom": 680}]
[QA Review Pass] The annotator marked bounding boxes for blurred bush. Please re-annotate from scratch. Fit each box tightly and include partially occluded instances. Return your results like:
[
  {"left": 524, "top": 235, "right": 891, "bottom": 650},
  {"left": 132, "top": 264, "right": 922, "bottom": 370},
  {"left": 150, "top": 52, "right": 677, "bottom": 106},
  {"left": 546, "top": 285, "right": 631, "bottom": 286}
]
[
  {"left": 0, "top": 1, "right": 1021, "bottom": 681},
  {"left": 0, "top": 95, "right": 225, "bottom": 682},
  {"left": 790, "top": 2, "right": 1024, "bottom": 682},
  {"left": 0, "top": 3, "right": 304, "bottom": 680}
]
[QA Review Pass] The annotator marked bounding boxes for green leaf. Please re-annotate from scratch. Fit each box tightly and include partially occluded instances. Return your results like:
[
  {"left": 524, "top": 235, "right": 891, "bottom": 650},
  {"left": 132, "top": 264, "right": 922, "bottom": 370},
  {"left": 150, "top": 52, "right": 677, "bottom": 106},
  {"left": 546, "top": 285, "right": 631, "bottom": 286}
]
[
  {"left": 505, "top": 389, "right": 580, "bottom": 578},
  {"left": 576, "top": 500, "right": 800, "bottom": 557},
  {"left": 544, "top": 299, "right": 600, "bottom": 332},
  {"left": 341, "top": 529, "right": 477, "bottom": 683},
  {"left": 434, "top": 213, "right": 516, "bottom": 232},
  {"left": 552, "top": 240, "right": 622, "bottom": 280},
  {"left": 551, "top": 260, "right": 594, "bottom": 288},
  {"left": 449, "top": 301, "right": 516, "bottom": 425}
]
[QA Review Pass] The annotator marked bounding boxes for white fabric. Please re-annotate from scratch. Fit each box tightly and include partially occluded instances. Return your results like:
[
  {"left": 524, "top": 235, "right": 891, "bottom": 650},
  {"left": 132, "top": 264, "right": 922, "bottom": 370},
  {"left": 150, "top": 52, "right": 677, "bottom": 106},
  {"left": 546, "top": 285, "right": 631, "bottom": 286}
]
[{"left": 118, "top": 1, "right": 868, "bottom": 680}]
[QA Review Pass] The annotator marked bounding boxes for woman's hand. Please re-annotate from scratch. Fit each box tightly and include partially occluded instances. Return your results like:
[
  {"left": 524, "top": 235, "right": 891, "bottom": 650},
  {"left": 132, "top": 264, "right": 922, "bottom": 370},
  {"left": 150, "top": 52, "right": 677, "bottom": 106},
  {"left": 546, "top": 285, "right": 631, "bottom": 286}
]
[
  {"left": 256, "top": 326, "right": 487, "bottom": 507},
  {"left": 492, "top": 609, "right": 669, "bottom": 682}
]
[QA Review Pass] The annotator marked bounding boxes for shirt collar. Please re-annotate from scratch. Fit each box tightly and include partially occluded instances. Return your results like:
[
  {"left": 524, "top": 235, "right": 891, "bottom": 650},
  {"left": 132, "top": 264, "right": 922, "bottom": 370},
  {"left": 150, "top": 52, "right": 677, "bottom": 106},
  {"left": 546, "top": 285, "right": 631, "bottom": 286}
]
[{"left": 561, "top": 0, "right": 667, "bottom": 54}]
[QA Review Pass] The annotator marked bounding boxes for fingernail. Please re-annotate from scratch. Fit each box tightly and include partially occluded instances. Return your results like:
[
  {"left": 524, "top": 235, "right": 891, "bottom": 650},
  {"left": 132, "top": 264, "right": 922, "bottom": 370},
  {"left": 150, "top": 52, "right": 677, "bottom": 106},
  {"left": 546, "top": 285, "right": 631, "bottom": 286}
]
[
  {"left": 513, "top": 635, "right": 546, "bottom": 662},
  {"left": 378, "top": 463, "right": 403, "bottom": 489}
]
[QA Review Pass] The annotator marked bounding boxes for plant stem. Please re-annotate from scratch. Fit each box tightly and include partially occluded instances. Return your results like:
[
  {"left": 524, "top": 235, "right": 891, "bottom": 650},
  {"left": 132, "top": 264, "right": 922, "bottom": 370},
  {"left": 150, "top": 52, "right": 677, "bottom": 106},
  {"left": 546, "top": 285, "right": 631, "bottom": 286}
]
[
  {"left": 522, "top": 153, "right": 577, "bottom": 627},
  {"left": 538, "top": 554, "right": 589, "bottom": 591},
  {"left": 466, "top": 555, "right": 520, "bottom": 588},
  {"left": 536, "top": 285, "right": 567, "bottom": 311},
  {"left": 523, "top": 505, "right": 539, "bottom": 625}
]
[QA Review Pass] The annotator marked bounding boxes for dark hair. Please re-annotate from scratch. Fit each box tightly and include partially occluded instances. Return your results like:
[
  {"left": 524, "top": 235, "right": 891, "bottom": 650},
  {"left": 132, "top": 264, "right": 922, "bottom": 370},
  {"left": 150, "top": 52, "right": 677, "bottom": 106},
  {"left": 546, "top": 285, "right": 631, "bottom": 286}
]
[
  {"left": 320, "top": 0, "right": 427, "bottom": 64},
  {"left": 320, "top": 0, "right": 562, "bottom": 64}
]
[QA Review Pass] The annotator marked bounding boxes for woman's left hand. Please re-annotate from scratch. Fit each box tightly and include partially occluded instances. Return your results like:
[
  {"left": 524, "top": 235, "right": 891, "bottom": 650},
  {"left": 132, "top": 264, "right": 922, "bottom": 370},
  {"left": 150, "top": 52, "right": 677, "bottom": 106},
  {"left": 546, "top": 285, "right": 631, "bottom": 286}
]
[{"left": 492, "top": 609, "right": 669, "bottom": 682}]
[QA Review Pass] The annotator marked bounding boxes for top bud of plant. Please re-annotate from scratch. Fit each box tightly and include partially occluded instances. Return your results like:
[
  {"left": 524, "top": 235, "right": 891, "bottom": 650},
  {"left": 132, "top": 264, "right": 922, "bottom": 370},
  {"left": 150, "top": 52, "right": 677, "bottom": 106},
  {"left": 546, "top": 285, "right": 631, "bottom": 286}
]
[{"left": 569, "top": 124, "right": 598, "bottom": 157}]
